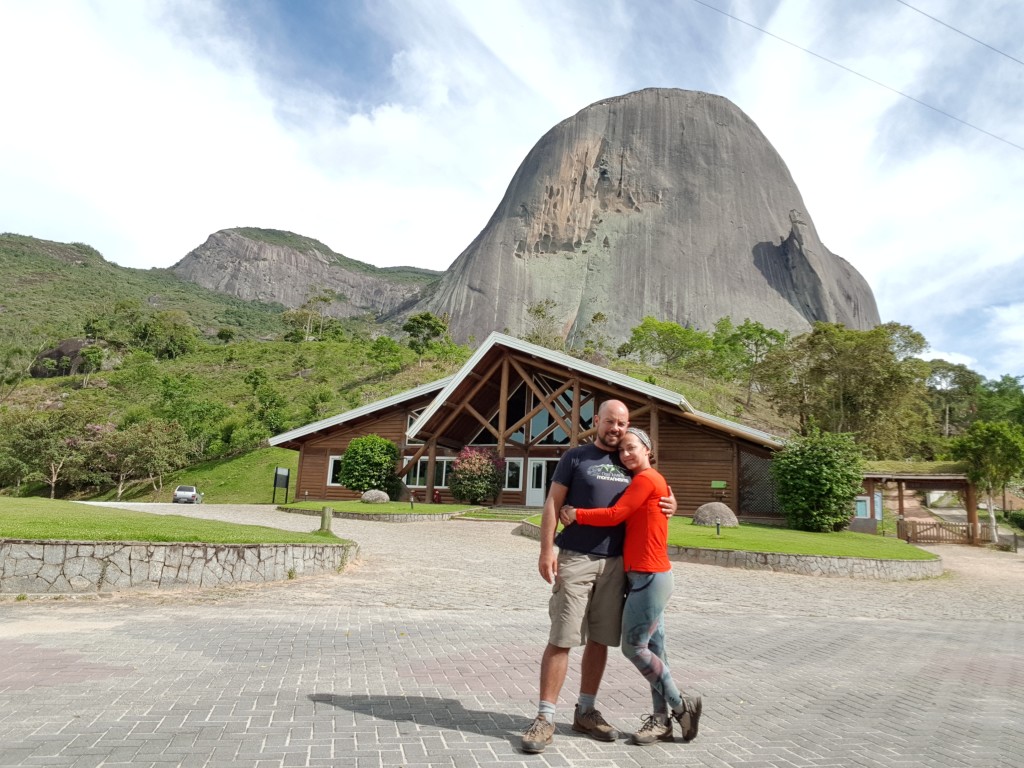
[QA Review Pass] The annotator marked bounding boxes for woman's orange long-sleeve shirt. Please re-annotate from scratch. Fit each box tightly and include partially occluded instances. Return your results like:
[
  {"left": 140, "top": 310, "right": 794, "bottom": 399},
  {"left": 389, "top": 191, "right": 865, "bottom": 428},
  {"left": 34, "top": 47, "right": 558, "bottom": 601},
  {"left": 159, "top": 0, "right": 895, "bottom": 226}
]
[{"left": 574, "top": 467, "right": 670, "bottom": 573}]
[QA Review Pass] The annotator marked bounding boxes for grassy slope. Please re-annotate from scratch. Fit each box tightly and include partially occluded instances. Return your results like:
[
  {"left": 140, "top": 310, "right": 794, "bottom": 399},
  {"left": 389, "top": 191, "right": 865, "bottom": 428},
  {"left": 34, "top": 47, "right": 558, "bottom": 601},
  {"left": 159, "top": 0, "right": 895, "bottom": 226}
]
[
  {"left": 0, "top": 233, "right": 287, "bottom": 340},
  {"left": 88, "top": 446, "right": 303, "bottom": 504}
]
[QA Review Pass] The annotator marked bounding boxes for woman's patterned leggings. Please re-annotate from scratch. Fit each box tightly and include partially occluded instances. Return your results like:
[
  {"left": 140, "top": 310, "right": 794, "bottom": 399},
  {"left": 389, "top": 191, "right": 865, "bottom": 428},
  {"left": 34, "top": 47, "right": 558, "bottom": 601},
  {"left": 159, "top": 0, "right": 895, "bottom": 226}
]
[{"left": 621, "top": 569, "right": 683, "bottom": 714}]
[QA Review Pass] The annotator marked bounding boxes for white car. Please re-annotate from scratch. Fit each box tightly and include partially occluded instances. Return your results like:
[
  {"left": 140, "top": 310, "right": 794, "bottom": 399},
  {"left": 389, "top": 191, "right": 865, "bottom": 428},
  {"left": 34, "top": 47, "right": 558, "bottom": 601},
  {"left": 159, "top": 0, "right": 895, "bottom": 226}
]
[{"left": 172, "top": 485, "right": 202, "bottom": 504}]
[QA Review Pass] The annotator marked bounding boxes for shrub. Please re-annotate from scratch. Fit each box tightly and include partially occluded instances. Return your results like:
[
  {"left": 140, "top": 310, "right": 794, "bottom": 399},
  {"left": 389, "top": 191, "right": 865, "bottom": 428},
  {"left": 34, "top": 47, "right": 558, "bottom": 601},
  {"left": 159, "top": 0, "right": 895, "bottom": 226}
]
[
  {"left": 771, "top": 429, "right": 865, "bottom": 532},
  {"left": 1008, "top": 510, "right": 1024, "bottom": 530},
  {"left": 448, "top": 447, "right": 505, "bottom": 505},
  {"left": 338, "top": 435, "right": 400, "bottom": 495}
]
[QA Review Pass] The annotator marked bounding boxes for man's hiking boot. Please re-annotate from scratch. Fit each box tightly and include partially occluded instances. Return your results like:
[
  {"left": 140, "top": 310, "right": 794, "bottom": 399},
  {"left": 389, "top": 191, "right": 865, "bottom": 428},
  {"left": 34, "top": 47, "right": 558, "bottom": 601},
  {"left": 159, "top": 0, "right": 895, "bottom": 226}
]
[
  {"left": 520, "top": 714, "right": 555, "bottom": 753},
  {"left": 631, "top": 713, "right": 673, "bottom": 745},
  {"left": 571, "top": 705, "right": 619, "bottom": 741},
  {"left": 672, "top": 694, "right": 702, "bottom": 743}
]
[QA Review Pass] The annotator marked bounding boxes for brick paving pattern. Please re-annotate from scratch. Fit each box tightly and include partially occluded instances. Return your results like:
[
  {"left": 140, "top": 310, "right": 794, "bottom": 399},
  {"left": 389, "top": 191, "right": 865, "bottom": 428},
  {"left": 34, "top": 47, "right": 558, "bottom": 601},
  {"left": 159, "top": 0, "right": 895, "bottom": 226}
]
[{"left": 1, "top": 503, "right": 1022, "bottom": 767}]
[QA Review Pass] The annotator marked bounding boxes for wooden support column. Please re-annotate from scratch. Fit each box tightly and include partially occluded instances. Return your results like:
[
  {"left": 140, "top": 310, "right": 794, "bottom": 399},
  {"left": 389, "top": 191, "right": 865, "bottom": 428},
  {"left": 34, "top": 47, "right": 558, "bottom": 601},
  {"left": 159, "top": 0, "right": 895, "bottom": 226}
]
[
  {"left": 966, "top": 482, "right": 979, "bottom": 544},
  {"left": 425, "top": 440, "right": 438, "bottom": 502},
  {"left": 649, "top": 404, "right": 659, "bottom": 464},
  {"left": 497, "top": 356, "right": 509, "bottom": 458},
  {"left": 570, "top": 379, "right": 581, "bottom": 447},
  {"left": 897, "top": 480, "right": 905, "bottom": 518}
]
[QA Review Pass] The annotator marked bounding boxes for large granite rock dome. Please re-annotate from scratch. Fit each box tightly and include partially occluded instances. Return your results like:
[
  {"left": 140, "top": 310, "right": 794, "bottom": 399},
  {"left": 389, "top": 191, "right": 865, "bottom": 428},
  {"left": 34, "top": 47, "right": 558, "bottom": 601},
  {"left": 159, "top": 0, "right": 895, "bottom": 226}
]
[{"left": 414, "top": 87, "right": 879, "bottom": 344}]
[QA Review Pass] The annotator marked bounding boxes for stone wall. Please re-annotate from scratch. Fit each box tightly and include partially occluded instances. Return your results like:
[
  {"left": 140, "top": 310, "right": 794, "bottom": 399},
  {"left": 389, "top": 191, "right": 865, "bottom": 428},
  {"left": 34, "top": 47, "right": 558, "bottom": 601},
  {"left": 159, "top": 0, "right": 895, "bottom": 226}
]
[
  {"left": 665, "top": 544, "right": 944, "bottom": 581},
  {"left": 0, "top": 539, "right": 359, "bottom": 594},
  {"left": 515, "top": 523, "right": 943, "bottom": 581}
]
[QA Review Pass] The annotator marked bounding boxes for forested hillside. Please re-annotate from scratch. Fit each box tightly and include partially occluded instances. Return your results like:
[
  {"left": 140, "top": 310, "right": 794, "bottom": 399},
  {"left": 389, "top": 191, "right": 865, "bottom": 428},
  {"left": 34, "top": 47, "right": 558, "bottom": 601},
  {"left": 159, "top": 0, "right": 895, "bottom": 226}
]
[{"left": 2, "top": 234, "right": 1023, "bottom": 502}]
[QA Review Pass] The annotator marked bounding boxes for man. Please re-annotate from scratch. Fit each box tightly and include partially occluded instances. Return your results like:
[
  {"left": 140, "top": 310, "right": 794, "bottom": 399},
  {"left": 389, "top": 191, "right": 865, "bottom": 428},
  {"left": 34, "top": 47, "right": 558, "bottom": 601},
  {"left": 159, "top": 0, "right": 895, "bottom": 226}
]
[{"left": 520, "top": 400, "right": 677, "bottom": 753}]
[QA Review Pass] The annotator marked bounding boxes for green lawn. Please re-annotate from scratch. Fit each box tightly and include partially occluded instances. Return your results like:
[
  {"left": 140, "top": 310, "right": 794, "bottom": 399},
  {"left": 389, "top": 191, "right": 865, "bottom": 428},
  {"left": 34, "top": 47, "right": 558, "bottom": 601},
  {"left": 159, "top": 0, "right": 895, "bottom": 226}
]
[
  {"left": 0, "top": 496, "right": 936, "bottom": 561},
  {"left": 0, "top": 497, "right": 346, "bottom": 545},
  {"left": 526, "top": 515, "right": 938, "bottom": 560}
]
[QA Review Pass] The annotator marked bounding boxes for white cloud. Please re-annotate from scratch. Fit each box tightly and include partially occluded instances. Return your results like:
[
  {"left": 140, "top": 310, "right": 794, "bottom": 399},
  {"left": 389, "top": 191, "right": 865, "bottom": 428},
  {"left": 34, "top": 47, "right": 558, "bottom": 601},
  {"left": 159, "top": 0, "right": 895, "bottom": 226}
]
[{"left": 1, "top": 0, "right": 1022, "bottom": 379}]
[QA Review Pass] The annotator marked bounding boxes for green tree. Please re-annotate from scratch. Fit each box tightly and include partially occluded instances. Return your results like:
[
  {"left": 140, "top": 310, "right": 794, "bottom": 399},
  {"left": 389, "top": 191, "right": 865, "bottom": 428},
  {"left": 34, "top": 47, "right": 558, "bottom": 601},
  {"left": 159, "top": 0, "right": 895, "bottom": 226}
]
[
  {"left": 733, "top": 319, "right": 788, "bottom": 406},
  {"left": 0, "top": 342, "right": 35, "bottom": 405},
  {"left": 522, "top": 300, "right": 564, "bottom": 351},
  {"left": 79, "top": 345, "right": 105, "bottom": 388},
  {"left": 448, "top": 447, "right": 506, "bottom": 504},
  {"left": 926, "top": 360, "right": 983, "bottom": 438},
  {"left": 143, "top": 310, "right": 199, "bottom": 359},
  {"left": 403, "top": 312, "right": 449, "bottom": 364},
  {"left": 760, "top": 322, "right": 933, "bottom": 459},
  {"left": 338, "top": 435, "right": 400, "bottom": 496},
  {"left": 0, "top": 410, "right": 32, "bottom": 490},
  {"left": 976, "top": 375, "right": 1024, "bottom": 426},
  {"left": 154, "top": 374, "right": 229, "bottom": 460},
  {"left": 369, "top": 335, "right": 404, "bottom": 380},
  {"left": 617, "top": 317, "right": 712, "bottom": 369},
  {"left": 15, "top": 406, "right": 99, "bottom": 498},
  {"left": 770, "top": 429, "right": 865, "bottom": 532},
  {"left": 90, "top": 422, "right": 151, "bottom": 499},
  {"left": 951, "top": 421, "right": 1024, "bottom": 543},
  {"left": 303, "top": 385, "right": 335, "bottom": 423},
  {"left": 254, "top": 383, "right": 286, "bottom": 434}
]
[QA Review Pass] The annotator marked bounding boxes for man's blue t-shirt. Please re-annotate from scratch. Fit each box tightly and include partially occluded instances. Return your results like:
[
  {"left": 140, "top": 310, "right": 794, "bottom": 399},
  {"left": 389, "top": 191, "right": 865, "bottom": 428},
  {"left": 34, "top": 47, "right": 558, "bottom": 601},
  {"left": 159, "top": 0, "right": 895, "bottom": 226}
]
[{"left": 552, "top": 443, "right": 632, "bottom": 557}]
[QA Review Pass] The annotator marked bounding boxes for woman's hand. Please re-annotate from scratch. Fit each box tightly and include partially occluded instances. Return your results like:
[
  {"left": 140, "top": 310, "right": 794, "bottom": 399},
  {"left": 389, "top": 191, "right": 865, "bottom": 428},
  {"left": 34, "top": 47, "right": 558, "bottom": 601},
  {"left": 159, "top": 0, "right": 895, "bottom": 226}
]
[{"left": 559, "top": 505, "right": 577, "bottom": 525}]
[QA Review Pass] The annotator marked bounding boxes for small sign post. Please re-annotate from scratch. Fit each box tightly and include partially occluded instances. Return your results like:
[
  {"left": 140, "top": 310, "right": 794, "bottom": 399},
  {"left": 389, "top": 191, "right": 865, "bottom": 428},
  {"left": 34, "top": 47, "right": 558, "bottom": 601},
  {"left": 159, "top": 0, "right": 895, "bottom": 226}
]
[{"left": 273, "top": 467, "right": 290, "bottom": 504}]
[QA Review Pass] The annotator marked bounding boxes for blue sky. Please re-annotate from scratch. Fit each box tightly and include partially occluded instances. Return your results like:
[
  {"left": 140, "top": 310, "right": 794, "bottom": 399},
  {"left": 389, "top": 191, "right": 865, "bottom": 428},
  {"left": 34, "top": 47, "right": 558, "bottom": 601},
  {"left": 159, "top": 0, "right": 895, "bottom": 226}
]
[{"left": 1, "top": 0, "right": 1021, "bottom": 379}]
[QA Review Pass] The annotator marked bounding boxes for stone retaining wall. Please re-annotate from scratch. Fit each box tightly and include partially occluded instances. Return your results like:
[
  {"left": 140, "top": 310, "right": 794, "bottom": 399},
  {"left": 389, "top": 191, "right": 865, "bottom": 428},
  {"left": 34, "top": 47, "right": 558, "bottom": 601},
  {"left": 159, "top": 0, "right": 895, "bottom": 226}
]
[
  {"left": 515, "top": 523, "right": 944, "bottom": 581},
  {"left": 0, "top": 539, "right": 359, "bottom": 594}
]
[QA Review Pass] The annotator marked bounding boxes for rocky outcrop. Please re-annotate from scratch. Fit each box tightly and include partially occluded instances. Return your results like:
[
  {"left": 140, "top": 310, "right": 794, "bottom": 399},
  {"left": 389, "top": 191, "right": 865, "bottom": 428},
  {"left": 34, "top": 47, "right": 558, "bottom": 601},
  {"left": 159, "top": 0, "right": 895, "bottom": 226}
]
[
  {"left": 412, "top": 88, "right": 880, "bottom": 344},
  {"left": 172, "top": 229, "right": 439, "bottom": 318}
]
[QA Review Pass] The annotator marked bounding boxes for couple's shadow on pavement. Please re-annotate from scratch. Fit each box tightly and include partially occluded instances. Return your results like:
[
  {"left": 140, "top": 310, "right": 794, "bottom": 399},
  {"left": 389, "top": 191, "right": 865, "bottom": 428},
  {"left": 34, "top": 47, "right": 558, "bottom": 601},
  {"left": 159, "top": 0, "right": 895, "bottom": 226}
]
[{"left": 309, "top": 693, "right": 541, "bottom": 746}]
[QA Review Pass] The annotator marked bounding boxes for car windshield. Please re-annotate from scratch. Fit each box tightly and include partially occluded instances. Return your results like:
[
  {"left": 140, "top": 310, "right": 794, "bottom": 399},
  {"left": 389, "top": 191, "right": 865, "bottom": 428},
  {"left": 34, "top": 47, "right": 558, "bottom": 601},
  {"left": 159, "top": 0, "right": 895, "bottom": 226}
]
[{"left": 178, "top": 487, "right": 195, "bottom": 493}]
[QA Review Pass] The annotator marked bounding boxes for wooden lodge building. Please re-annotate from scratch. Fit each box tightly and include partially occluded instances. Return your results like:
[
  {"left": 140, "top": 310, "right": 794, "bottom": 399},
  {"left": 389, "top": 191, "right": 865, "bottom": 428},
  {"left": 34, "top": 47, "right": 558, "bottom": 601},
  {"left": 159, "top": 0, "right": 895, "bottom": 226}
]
[{"left": 270, "top": 333, "right": 789, "bottom": 519}]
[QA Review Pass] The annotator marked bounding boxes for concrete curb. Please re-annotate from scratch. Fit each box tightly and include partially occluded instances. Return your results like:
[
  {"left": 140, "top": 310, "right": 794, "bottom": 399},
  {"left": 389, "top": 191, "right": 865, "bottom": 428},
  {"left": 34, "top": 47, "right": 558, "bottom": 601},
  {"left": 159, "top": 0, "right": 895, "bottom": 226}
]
[{"left": 515, "top": 522, "right": 944, "bottom": 581}]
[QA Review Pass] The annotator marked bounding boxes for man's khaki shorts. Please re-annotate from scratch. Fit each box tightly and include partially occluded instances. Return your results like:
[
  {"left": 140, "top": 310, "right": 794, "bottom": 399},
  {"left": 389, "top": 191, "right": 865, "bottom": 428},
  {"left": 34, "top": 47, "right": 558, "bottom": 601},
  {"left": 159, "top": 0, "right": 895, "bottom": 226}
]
[{"left": 548, "top": 551, "right": 625, "bottom": 648}]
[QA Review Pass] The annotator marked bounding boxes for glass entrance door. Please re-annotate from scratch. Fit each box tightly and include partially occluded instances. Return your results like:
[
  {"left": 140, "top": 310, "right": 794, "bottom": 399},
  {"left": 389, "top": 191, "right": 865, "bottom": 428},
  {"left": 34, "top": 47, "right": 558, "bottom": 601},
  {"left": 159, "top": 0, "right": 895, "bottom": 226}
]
[{"left": 526, "top": 459, "right": 560, "bottom": 507}]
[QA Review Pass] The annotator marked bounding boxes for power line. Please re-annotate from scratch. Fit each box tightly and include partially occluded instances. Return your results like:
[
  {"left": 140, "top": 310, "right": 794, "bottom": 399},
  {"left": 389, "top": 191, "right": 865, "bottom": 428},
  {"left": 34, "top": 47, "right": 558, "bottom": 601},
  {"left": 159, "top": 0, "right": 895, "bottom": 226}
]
[
  {"left": 687, "top": 0, "right": 1023, "bottom": 153},
  {"left": 894, "top": 0, "right": 1024, "bottom": 67}
]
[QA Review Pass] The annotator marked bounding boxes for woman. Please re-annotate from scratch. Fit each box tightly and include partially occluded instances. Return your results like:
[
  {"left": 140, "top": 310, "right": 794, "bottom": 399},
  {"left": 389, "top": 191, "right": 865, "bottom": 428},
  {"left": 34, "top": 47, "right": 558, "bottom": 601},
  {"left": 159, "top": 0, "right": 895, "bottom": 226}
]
[{"left": 559, "top": 426, "right": 701, "bottom": 746}]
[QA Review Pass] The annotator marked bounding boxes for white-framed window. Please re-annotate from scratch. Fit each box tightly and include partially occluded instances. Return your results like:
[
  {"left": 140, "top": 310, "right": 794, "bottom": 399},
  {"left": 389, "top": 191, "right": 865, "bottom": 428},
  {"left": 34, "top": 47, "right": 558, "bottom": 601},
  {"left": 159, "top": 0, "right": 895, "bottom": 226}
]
[
  {"left": 327, "top": 455, "right": 344, "bottom": 486},
  {"left": 504, "top": 458, "right": 523, "bottom": 491},
  {"left": 406, "top": 408, "right": 425, "bottom": 445},
  {"left": 404, "top": 456, "right": 455, "bottom": 488}
]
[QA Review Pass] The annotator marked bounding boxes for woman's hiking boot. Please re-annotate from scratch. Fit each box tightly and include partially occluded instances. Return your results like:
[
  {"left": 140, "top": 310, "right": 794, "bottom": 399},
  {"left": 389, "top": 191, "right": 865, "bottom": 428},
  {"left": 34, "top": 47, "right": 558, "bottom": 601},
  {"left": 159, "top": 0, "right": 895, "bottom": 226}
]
[
  {"left": 630, "top": 713, "right": 673, "bottom": 745},
  {"left": 672, "top": 694, "right": 702, "bottom": 742}
]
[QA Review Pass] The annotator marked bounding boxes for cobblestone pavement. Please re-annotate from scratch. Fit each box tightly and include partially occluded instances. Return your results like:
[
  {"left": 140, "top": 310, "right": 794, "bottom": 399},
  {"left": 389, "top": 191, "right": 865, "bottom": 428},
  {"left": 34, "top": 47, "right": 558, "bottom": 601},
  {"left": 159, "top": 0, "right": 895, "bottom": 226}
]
[{"left": 1, "top": 503, "right": 1022, "bottom": 767}]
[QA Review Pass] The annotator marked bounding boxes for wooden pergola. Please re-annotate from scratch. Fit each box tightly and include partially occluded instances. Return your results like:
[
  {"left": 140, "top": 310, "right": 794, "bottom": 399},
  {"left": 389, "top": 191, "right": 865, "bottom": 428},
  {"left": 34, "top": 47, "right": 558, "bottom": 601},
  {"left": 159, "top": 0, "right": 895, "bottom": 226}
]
[{"left": 862, "top": 471, "right": 981, "bottom": 541}]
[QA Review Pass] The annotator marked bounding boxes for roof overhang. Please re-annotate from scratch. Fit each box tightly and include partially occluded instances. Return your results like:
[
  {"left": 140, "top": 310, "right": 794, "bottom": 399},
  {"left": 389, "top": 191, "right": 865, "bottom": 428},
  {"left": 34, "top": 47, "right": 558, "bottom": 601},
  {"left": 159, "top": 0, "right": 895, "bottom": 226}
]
[{"left": 269, "top": 377, "right": 452, "bottom": 449}]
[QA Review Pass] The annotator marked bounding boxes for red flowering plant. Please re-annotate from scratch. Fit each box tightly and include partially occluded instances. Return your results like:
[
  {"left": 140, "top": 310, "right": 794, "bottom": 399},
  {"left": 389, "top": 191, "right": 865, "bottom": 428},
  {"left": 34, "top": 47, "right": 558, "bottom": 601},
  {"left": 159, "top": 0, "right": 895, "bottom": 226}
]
[{"left": 448, "top": 447, "right": 506, "bottom": 505}]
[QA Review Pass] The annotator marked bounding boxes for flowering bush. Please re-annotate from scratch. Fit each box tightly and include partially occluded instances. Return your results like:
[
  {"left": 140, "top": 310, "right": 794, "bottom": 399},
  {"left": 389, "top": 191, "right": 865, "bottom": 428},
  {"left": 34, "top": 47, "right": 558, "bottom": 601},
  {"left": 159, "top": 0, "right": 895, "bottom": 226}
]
[{"left": 448, "top": 447, "right": 505, "bottom": 505}]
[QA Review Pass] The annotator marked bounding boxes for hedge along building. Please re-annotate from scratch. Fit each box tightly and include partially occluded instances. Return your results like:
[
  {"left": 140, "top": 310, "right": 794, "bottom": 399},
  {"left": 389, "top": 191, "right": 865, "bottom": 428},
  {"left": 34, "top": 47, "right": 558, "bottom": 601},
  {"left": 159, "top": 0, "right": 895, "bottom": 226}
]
[{"left": 270, "top": 332, "right": 786, "bottom": 519}]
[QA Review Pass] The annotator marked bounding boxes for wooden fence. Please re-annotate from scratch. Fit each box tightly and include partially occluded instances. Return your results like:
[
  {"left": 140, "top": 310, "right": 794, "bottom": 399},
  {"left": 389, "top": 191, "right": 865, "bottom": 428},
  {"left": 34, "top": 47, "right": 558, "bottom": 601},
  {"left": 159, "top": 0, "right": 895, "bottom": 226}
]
[{"left": 897, "top": 519, "right": 993, "bottom": 545}]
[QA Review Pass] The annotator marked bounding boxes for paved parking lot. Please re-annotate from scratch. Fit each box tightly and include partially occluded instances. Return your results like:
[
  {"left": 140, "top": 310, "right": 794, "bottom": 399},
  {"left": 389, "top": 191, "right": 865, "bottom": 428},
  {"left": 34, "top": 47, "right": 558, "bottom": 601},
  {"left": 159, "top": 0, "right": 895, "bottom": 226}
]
[{"left": 1, "top": 504, "right": 1022, "bottom": 767}]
